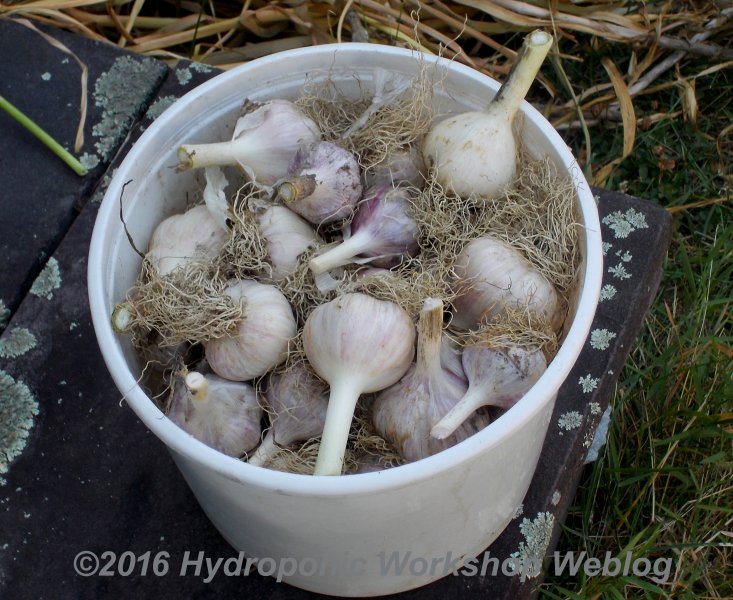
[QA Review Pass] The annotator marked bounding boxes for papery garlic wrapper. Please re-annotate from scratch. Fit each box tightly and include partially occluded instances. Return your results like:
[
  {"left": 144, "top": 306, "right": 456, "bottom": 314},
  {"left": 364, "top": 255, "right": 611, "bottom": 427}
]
[
  {"left": 248, "top": 364, "right": 328, "bottom": 467},
  {"left": 204, "top": 279, "right": 296, "bottom": 381},
  {"left": 277, "top": 141, "right": 362, "bottom": 225},
  {"left": 303, "top": 293, "right": 415, "bottom": 476},
  {"left": 451, "top": 236, "right": 562, "bottom": 331},
  {"left": 168, "top": 371, "right": 262, "bottom": 457},
  {"left": 431, "top": 345, "right": 546, "bottom": 440},
  {"left": 256, "top": 205, "right": 319, "bottom": 280},
  {"left": 372, "top": 298, "right": 489, "bottom": 462},
  {"left": 177, "top": 99, "right": 321, "bottom": 185},
  {"left": 146, "top": 204, "right": 228, "bottom": 276}
]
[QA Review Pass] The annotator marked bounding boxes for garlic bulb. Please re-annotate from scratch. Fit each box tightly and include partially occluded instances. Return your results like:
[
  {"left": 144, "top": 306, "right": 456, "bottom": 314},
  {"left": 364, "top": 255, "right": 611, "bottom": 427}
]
[
  {"left": 204, "top": 280, "right": 296, "bottom": 381},
  {"left": 431, "top": 345, "right": 546, "bottom": 440},
  {"left": 422, "top": 30, "right": 552, "bottom": 200},
  {"left": 146, "top": 204, "right": 228, "bottom": 276},
  {"left": 451, "top": 236, "right": 562, "bottom": 331},
  {"left": 277, "top": 141, "right": 362, "bottom": 225},
  {"left": 256, "top": 205, "right": 319, "bottom": 280},
  {"left": 372, "top": 298, "right": 489, "bottom": 462},
  {"left": 248, "top": 364, "right": 328, "bottom": 467},
  {"left": 365, "top": 147, "right": 426, "bottom": 188},
  {"left": 308, "top": 184, "right": 419, "bottom": 276},
  {"left": 168, "top": 371, "right": 262, "bottom": 457},
  {"left": 303, "top": 293, "right": 415, "bottom": 475},
  {"left": 177, "top": 99, "right": 322, "bottom": 185}
]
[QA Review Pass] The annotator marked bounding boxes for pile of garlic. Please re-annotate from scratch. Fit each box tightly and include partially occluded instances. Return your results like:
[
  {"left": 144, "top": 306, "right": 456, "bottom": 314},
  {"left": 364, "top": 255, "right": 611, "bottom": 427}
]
[{"left": 115, "top": 30, "right": 578, "bottom": 476}]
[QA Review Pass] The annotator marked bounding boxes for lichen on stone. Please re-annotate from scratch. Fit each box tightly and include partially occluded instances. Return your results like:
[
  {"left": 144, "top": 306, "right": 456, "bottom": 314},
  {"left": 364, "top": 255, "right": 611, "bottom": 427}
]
[
  {"left": 146, "top": 95, "right": 178, "bottom": 121},
  {"left": 175, "top": 67, "right": 192, "bottom": 85},
  {"left": 80, "top": 152, "right": 100, "bottom": 171},
  {"left": 0, "top": 328, "right": 37, "bottom": 359},
  {"left": 41, "top": 72, "right": 51, "bottom": 81},
  {"left": 30, "top": 257, "right": 61, "bottom": 300},
  {"left": 0, "top": 300, "right": 9, "bottom": 330},
  {"left": 510, "top": 511, "right": 555, "bottom": 576},
  {"left": 558, "top": 411, "right": 583, "bottom": 432},
  {"left": 0, "top": 370, "right": 39, "bottom": 476},
  {"left": 92, "top": 55, "right": 166, "bottom": 161}
]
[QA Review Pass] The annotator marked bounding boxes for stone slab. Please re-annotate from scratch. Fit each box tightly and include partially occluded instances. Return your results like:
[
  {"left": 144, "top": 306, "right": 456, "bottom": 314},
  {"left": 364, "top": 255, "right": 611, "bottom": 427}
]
[{"left": 0, "top": 18, "right": 166, "bottom": 324}]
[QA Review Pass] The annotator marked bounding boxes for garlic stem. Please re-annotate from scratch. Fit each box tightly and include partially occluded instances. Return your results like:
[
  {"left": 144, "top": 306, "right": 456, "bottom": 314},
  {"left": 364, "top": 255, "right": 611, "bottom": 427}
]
[
  {"left": 111, "top": 301, "right": 135, "bottom": 333},
  {"left": 430, "top": 386, "right": 488, "bottom": 440},
  {"left": 314, "top": 377, "right": 361, "bottom": 476},
  {"left": 185, "top": 371, "right": 209, "bottom": 400},
  {"left": 489, "top": 30, "right": 552, "bottom": 121},
  {"left": 308, "top": 229, "right": 372, "bottom": 276},
  {"left": 248, "top": 434, "right": 279, "bottom": 467},
  {"left": 177, "top": 142, "right": 238, "bottom": 170},
  {"left": 415, "top": 297, "right": 443, "bottom": 376}
]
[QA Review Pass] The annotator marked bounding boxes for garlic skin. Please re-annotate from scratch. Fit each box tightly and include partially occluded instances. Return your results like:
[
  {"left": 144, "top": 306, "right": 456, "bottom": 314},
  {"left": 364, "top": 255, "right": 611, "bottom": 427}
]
[
  {"left": 204, "top": 280, "right": 296, "bottom": 381},
  {"left": 303, "top": 293, "right": 416, "bottom": 475},
  {"left": 451, "top": 236, "right": 562, "bottom": 331},
  {"left": 372, "top": 298, "right": 488, "bottom": 462},
  {"left": 365, "top": 147, "right": 426, "bottom": 188},
  {"left": 146, "top": 204, "right": 228, "bottom": 276},
  {"left": 248, "top": 364, "right": 328, "bottom": 467},
  {"left": 168, "top": 371, "right": 262, "bottom": 457},
  {"left": 308, "top": 185, "right": 419, "bottom": 276},
  {"left": 256, "top": 205, "right": 319, "bottom": 280},
  {"left": 177, "top": 99, "right": 322, "bottom": 185},
  {"left": 431, "top": 345, "right": 546, "bottom": 440},
  {"left": 277, "top": 141, "right": 362, "bottom": 225},
  {"left": 422, "top": 30, "right": 552, "bottom": 200}
]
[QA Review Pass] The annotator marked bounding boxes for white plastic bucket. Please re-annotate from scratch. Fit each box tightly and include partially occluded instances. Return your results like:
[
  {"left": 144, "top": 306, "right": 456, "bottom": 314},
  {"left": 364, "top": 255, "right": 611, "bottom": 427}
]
[{"left": 88, "top": 43, "right": 602, "bottom": 597}]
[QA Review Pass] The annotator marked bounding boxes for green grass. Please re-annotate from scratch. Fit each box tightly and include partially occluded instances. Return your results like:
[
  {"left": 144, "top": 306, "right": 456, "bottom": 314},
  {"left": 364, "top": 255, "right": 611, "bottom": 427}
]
[{"left": 541, "top": 42, "right": 733, "bottom": 600}]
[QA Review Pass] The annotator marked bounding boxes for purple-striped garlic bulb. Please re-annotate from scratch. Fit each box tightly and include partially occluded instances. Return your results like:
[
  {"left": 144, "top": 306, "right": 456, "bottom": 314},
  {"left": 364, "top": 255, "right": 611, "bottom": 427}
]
[
  {"left": 277, "top": 141, "right": 362, "bottom": 225},
  {"left": 308, "top": 184, "right": 419, "bottom": 276},
  {"left": 168, "top": 371, "right": 262, "bottom": 457},
  {"left": 248, "top": 364, "right": 328, "bottom": 467},
  {"left": 372, "top": 298, "right": 490, "bottom": 463},
  {"left": 431, "top": 345, "right": 546, "bottom": 440}
]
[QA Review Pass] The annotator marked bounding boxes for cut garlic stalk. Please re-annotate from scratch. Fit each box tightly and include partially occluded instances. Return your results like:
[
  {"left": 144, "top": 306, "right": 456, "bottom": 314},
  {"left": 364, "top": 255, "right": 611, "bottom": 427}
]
[
  {"left": 177, "top": 99, "right": 321, "bottom": 185},
  {"left": 431, "top": 345, "right": 546, "bottom": 440},
  {"left": 303, "top": 293, "right": 415, "bottom": 475},
  {"left": 372, "top": 298, "right": 489, "bottom": 462},
  {"left": 422, "top": 30, "right": 552, "bottom": 200}
]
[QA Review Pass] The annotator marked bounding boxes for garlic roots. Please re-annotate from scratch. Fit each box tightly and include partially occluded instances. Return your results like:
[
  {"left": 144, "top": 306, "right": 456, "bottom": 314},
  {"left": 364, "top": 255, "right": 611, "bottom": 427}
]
[
  {"left": 422, "top": 30, "right": 552, "bottom": 200},
  {"left": 451, "top": 236, "right": 562, "bottom": 331},
  {"left": 177, "top": 99, "right": 321, "bottom": 185},
  {"left": 372, "top": 298, "right": 489, "bottom": 462},
  {"left": 168, "top": 370, "right": 262, "bottom": 457},
  {"left": 431, "top": 345, "right": 546, "bottom": 440},
  {"left": 204, "top": 279, "right": 296, "bottom": 381},
  {"left": 303, "top": 293, "right": 416, "bottom": 475}
]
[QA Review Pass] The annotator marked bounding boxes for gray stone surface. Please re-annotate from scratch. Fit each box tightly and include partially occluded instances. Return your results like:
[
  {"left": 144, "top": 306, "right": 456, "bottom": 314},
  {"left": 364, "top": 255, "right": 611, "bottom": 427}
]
[{"left": 0, "top": 18, "right": 166, "bottom": 323}]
